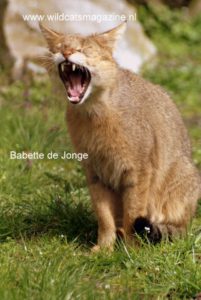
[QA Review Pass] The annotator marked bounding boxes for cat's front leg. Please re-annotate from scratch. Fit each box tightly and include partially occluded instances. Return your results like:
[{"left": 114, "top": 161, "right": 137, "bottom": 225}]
[
  {"left": 121, "top": 170, "right": 148, "bottom": 240},
  {"left": 86, "top": 169, "right": 117, "bottom": 251}
]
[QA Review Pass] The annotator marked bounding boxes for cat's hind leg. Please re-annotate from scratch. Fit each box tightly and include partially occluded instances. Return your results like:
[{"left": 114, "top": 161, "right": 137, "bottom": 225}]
[{"left": 133, "top": 159, "right": 200, "bottom": 243}]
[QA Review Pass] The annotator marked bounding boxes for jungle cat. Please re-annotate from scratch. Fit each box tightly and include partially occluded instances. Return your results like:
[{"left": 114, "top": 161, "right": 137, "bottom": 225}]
[{"left": 40, "top": 22, "right": 201, "bottom": 251}]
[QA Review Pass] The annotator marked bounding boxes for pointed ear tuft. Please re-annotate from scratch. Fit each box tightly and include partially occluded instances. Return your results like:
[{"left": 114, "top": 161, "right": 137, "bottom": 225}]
[
  {"left": 39, "top": 22, "right": 62, "bottom": 49},
  {"left": 98, "top": 21, "right": 127, "bottom": 50}
]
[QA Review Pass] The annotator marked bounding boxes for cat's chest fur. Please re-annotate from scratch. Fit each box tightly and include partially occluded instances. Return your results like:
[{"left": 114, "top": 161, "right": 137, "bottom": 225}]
[{"left": 67, "top": 107, "right": 132, "bottom": 189}]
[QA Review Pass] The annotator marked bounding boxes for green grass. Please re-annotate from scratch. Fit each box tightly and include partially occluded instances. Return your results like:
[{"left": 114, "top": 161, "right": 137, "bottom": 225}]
[{"left": 0, "top": 4, "right": 201, "bottom": 299}]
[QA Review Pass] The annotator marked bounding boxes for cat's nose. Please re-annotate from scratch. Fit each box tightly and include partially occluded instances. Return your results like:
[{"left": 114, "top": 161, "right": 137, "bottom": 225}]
[{"left": 62, "top": 48, "right": 74, "bottom": 59}]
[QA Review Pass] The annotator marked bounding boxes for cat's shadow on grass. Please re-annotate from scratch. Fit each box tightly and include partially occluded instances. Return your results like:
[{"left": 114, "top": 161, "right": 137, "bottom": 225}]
[{"left": 0, "top": 194, "right": 98, "bottom": 247}]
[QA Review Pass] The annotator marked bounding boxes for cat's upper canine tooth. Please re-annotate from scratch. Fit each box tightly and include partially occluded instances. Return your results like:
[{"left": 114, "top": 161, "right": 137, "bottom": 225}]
[
  {"left": 72, "top": 64, "right": 76, "bottom": 71},
  {"left": 61, "top": 64, "right": 64, "bottom": 72}
]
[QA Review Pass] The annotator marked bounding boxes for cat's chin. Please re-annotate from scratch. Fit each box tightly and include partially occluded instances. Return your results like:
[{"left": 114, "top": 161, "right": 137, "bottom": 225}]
[{"left": 58, "top": 60, "right": 91, "bottom": 105}]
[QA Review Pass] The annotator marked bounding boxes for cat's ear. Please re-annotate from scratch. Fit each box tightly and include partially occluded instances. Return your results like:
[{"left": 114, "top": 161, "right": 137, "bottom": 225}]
[
  {"left": 98, "top": 21, "right": 127, "bottom": 50},
  {"left": 39, "top": 22, "right": 63, "bottom": 49}
]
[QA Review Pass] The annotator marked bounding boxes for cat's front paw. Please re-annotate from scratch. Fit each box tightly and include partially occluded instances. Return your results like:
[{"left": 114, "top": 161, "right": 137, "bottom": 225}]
[
  {"left": 91, "top": 245, "right": 101, "bottom": 252},
  {"left": 91, "top": 244, "right": 114, "bottom": 253}
]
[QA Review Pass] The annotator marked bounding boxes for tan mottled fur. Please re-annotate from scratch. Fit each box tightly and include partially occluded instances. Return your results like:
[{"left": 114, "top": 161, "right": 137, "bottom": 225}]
[{"left": 40, "top": 22, "right": 201, "bottom": 250}]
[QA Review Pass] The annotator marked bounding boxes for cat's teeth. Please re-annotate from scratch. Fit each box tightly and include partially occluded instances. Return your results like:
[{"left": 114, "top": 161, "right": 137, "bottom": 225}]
[
  {"left": 72, "top": 64, "right": 76, "bottom": 71},
  {"left": 61, "top": 64, "right": 64, "bottom": 72}
]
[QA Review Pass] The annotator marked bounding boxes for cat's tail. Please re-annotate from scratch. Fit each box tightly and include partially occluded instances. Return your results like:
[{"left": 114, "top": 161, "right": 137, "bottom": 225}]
[{"left": 132, "top": 217, "right": 186, "bottom": 244}]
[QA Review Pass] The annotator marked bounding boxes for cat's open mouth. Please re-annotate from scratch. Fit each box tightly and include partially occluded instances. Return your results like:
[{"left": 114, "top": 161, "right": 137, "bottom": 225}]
[{"left": 58, "top": 60, "right": 91, "bottom": 104}]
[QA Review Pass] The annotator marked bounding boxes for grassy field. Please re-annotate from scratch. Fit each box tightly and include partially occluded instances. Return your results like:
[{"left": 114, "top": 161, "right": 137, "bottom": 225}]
[{"left": 0, "top": 4, "right": 201, "bottom": 300}]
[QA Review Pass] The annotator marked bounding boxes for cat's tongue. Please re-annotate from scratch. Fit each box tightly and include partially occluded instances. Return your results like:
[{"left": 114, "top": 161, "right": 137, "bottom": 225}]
[{"left": 68, "top": 73, "right": 83, "bottom": 101}]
